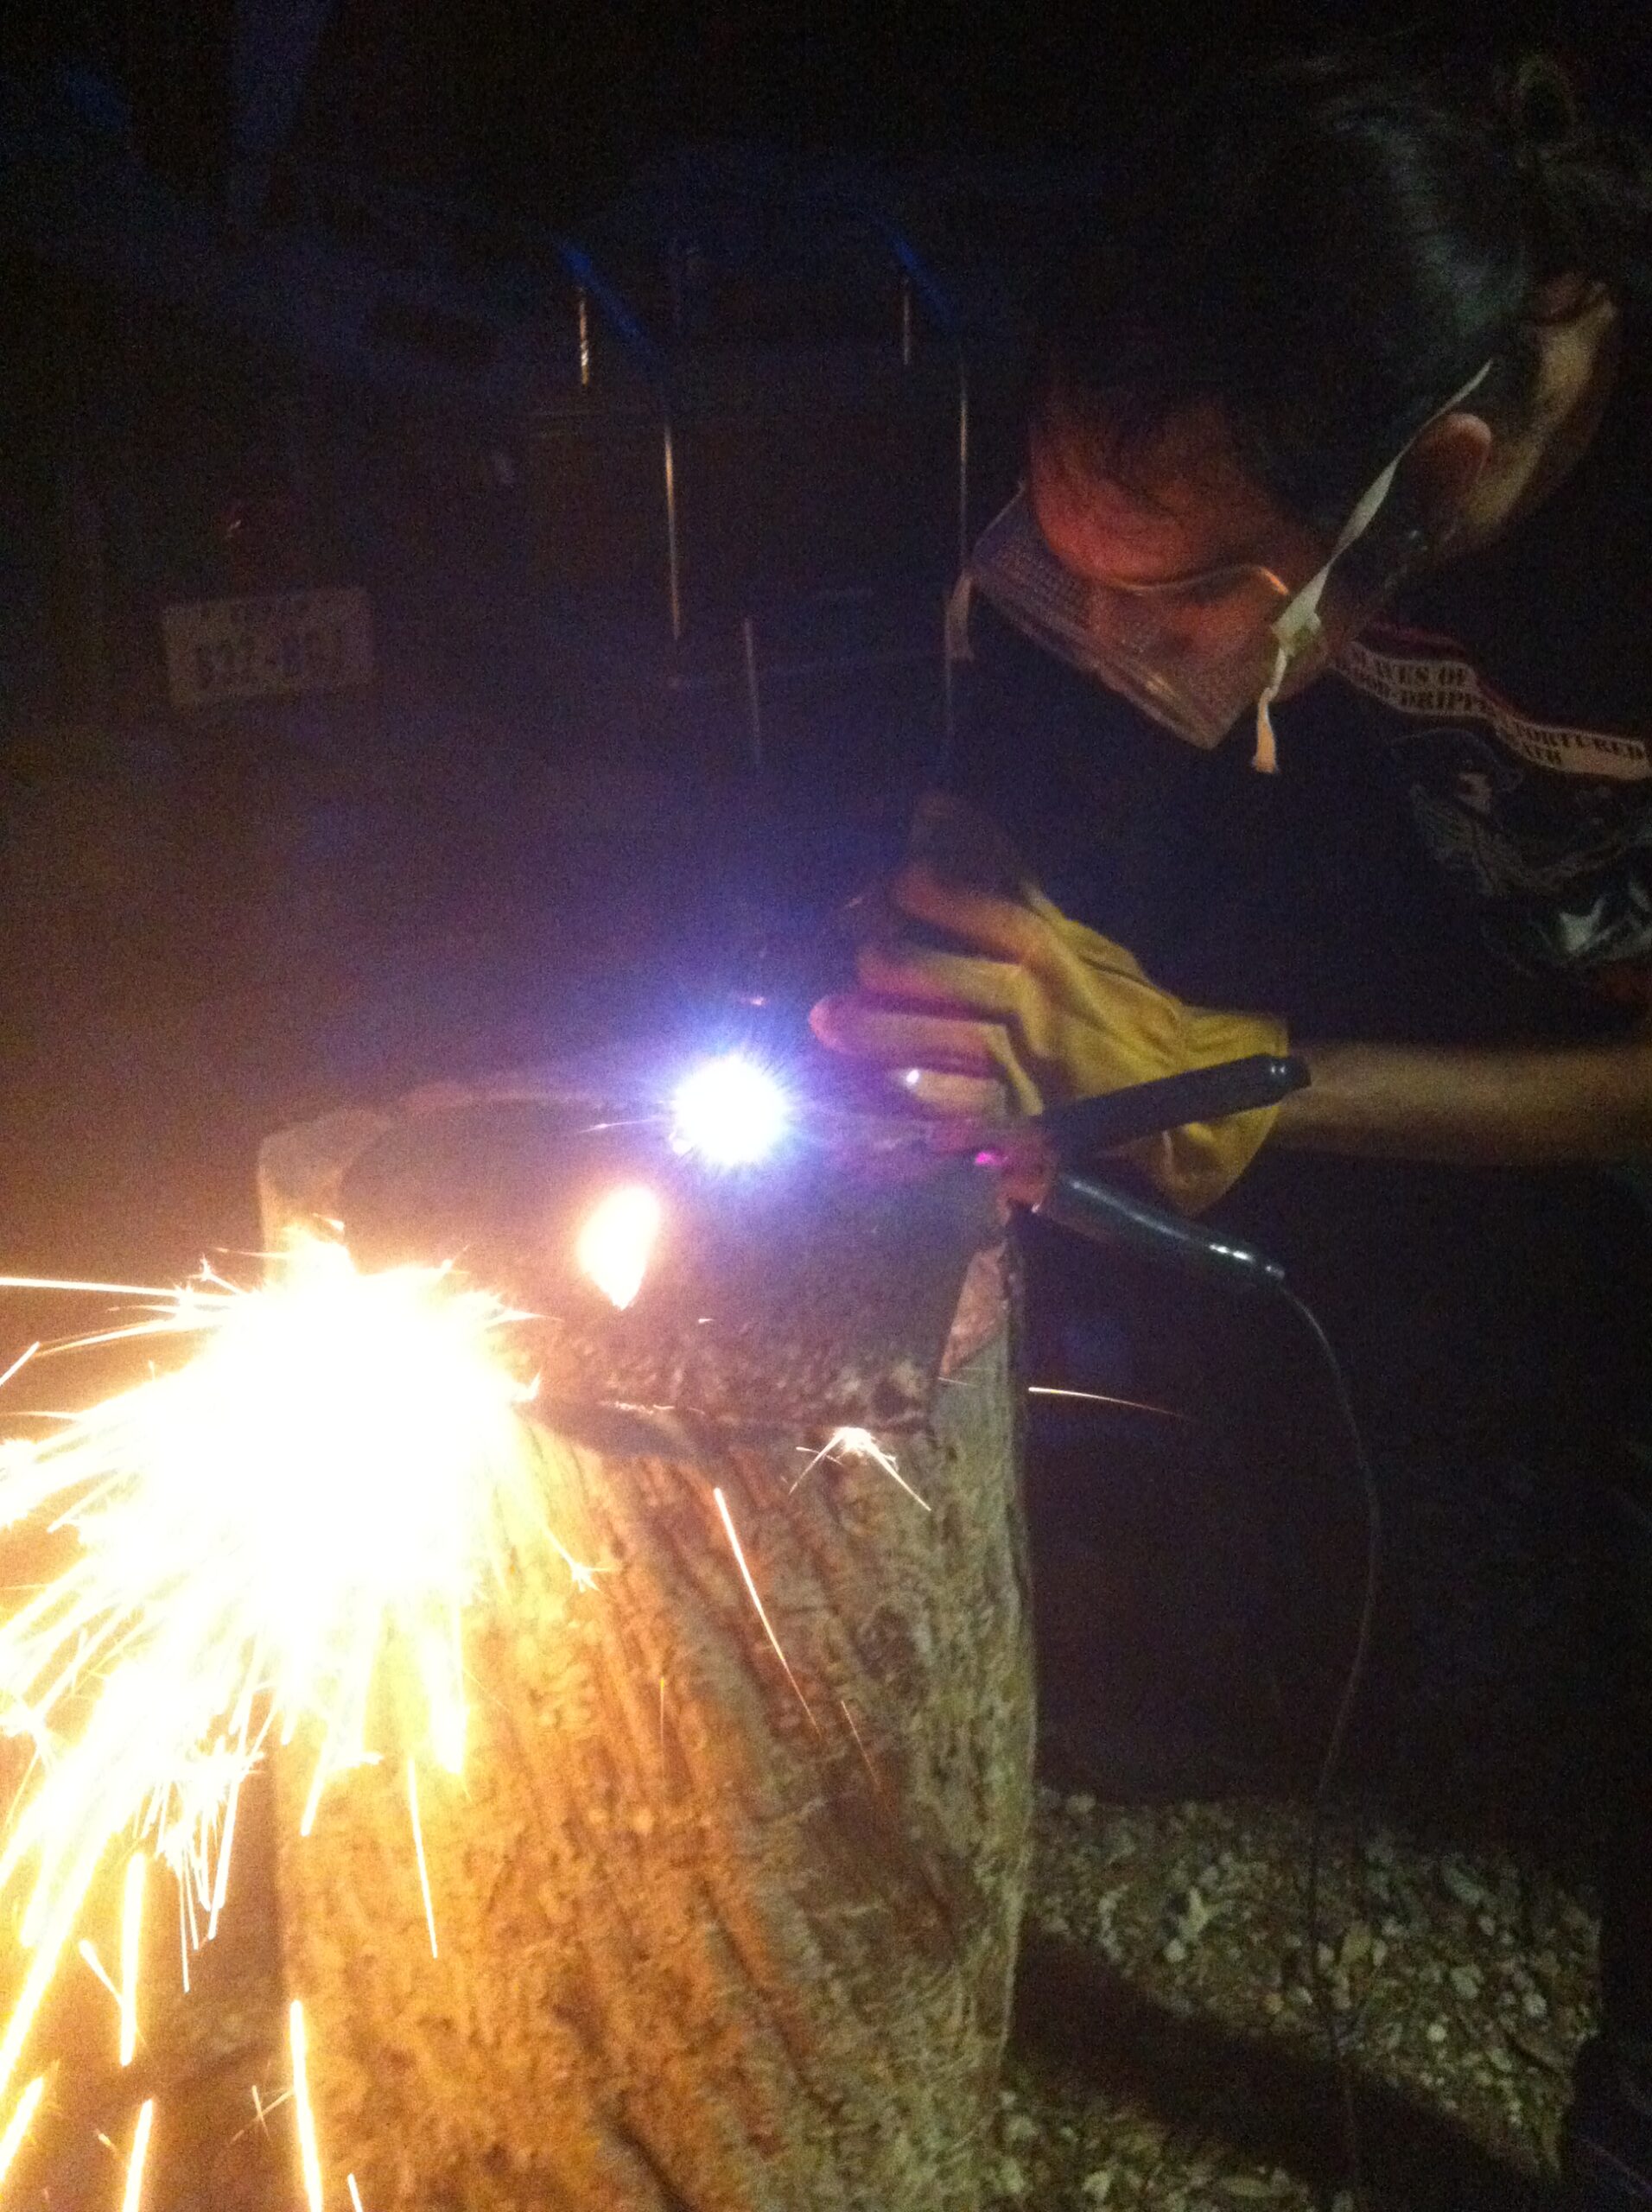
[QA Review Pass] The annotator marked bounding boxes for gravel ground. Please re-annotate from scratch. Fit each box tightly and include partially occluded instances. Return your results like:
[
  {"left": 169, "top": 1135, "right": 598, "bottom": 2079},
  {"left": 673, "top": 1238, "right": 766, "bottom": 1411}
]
[
  {"left": 990, "top": 1430, "right": 1620, "bottom": 2212},
  {"left": 991, "top": 1789, "right": 1594, "bottom": 2212}
]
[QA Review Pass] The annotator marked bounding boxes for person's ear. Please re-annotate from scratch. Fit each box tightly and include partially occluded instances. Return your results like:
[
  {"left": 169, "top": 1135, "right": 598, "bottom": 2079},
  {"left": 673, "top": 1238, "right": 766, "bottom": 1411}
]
[{"left": 1406, "top": 411, "right": 1494, "bottom": 535}]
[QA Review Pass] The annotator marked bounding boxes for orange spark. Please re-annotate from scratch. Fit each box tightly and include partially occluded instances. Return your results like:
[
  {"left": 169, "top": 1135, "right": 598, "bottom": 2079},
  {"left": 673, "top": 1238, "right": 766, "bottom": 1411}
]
[
  {"left": 839, "top": 1698, "right": 882, "bottom": 1793},
  {"left": 797, "top": 1426, "right": 928, "bottom": 1510},
  {"left": 206, "top": 1776, "right": 242, "bottom": 1942},
  {"left": 289, "top": 2000, "right": 325, "bottom": 2212},
  {"left": 1026, "top": 1383, "right": 1188, "bottom": 1421},
  {"left": 0, "top": 2075, "right": 46, "bottom": 2190},
  {"left": 0, "top": 1343, "right": 39, "bottom": 1395},
  {"left": 118, "top": 1853, "right": 145, "bottom": 2065},
  {"left": 119, "top": 2098, "right": 155, "bottom": 2212},
  {"left": 406, "top": 1758, "right": 438, "bottom": 1960},
  {"left": 77, "top": 1937, "right": 118, "bottom": 2002},
  {"left": 0, "top": 1237, "right": 577, "bottom": 2111},
  {"left": 711, "top": 1487, "right": 815, "bottom": 1726}
]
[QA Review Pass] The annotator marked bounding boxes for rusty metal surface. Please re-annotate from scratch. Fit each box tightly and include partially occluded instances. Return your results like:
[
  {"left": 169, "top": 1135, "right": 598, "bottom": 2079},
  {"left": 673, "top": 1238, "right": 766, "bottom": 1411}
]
[{"left": 328, "top": 1090, "right": 1002, "bottom": 1433}]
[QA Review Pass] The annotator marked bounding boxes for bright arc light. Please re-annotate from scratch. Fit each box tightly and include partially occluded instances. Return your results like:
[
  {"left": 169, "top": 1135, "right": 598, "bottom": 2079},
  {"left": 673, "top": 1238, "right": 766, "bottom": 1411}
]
[
  {"left": 669, "top": 1056, "right": 789, "bottom": 1167},
  {"left": 575, "top": 1185, "right": 661, "bottom": 1311}
]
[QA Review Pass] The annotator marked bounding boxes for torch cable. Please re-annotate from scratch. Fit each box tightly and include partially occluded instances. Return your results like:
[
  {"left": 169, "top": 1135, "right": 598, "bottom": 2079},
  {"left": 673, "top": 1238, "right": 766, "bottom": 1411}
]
[{"left": 1280, "top": 1285, "right": 1385, "bottom": 2212}]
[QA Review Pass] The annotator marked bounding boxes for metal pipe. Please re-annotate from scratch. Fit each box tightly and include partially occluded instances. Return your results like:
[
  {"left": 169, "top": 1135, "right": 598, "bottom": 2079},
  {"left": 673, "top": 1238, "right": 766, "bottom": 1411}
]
[
  {"left": 741, "top": 615, "right": 764, "bottom": 772},
  {"left": 663, "top": 416, "right": 683, "bottom": 643},
  {"left": 576, "top": 286, "right": 591, "bottom": 387}
]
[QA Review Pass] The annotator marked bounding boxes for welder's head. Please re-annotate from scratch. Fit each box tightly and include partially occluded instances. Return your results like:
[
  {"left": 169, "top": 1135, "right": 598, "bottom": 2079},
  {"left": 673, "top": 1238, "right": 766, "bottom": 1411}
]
[{"left": 971, "top": 48, "right": 1647, "bottom": 756}]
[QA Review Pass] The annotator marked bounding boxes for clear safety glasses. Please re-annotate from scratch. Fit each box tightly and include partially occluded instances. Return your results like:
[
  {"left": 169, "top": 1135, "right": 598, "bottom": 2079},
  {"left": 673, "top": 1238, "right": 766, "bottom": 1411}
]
[
  {"left": 965, "top": 491, "right": 1294, "bottom": 753},
  {"left": 963, "top": 363, "right": 1492, "bottom": 770}
]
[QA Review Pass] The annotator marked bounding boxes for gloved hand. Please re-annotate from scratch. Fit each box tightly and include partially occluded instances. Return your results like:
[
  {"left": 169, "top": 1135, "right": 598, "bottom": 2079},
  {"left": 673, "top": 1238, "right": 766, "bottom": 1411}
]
[{"left": 810, "top": 848, "right": 1287, "bottom": 1216}]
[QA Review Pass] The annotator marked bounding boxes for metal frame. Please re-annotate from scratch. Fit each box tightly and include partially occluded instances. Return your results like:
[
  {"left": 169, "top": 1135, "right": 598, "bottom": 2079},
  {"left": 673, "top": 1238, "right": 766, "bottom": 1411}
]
[
  {"left": 287, "top": 162, "right": 687, "bottom": 643},
  {"left": 276, "top": 157, "right": 969, "bottom": 662}
]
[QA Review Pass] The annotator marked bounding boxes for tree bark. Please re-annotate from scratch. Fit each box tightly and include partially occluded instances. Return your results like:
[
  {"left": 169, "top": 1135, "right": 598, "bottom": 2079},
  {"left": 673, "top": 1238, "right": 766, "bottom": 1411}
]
[{"left": 259, "top": 1090, "right": 1033, "bottom": 2211}]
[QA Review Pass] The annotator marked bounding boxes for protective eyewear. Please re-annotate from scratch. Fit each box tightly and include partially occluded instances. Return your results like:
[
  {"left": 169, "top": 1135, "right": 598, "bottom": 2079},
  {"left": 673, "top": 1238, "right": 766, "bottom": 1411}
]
[
  {"left": 961, "top": 363, "right": 1492, "bottom": 770},
  {"left": 963, "top": 493, "right": 1294, "bottom": 753}
]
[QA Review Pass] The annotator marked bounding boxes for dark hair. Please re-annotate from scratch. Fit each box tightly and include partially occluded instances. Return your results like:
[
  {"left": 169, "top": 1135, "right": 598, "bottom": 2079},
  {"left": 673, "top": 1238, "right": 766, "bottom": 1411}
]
[{"left": 1032, "top": 49, "right": 1652, "bottom": 531}]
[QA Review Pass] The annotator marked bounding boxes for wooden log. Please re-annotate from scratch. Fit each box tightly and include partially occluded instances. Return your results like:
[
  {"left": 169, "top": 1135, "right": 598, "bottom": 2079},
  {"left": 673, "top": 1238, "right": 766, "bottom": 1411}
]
[{"left": 257, "top": 1083, "right": 1033, "bottom": 2211}]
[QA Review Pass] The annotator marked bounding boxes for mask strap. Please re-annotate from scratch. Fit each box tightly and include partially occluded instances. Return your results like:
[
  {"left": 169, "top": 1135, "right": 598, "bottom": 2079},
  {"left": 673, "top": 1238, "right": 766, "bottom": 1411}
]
[{"left": 1252, "top": 359, "right": 1493, "bottom": 772}]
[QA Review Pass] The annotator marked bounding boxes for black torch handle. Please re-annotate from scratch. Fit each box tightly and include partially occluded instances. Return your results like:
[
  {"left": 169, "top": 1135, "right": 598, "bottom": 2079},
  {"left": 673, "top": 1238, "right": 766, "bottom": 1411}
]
[
  {"left": 1036, "top": 1170, "right": 1287, "bottom": 1293},
  {"left": 1032, "top": 1054, "right": 1310, "bottom": 1164}
]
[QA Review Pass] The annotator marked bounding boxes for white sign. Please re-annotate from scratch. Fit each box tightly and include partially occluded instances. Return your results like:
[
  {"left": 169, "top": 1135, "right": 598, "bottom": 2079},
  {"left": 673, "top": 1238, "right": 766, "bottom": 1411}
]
[{"left": 162, "top": 588, "right": 375, "bottom": 709}]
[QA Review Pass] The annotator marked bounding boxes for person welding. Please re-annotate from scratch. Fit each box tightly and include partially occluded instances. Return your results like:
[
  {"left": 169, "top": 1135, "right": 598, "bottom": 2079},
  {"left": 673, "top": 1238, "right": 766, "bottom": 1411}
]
[{"left": 810, "top": 49, "right": 1652, "bottom": 2208}]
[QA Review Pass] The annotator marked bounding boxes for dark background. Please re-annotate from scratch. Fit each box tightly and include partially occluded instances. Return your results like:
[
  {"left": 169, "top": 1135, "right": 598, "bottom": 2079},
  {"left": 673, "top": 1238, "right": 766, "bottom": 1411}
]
[{"left": 7, "top": 0, "right": 1652, "bottom": 215}]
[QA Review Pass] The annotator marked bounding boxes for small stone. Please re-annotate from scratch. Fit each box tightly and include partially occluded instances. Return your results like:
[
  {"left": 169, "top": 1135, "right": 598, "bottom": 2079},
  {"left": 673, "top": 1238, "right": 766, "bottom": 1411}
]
[
  {"left": 994, "top": 2157, "right": 1028, "bottom": 2198},
  {"left": 1524, "top": 1989, "right": 1550, "bottom": 2020},
  {"left": 1164, "top": 1936, "right": 1188, "bottom": 1966},
  {"left": 1441, "top": 1862, "right": 1487, "bottom": 1909},
  {"left": 1339, "top": 1922, "right": 1374, "bottom": 1968},
  {"left": 1427, "top": 2019, "right": 1449, "bottom": 2044},
  {"left": 1178, "top": 1886, "right": 1215, "bottom": 1942},
  {"left": 1004, "top": 2113, "right": 1038, "bottom": 2145},
  {"left": 1080, "top": 2175, "right": 1114, "bottom": 2205},
  {"left": 1451, "top": 1965, "right": 1483, "bottom": 2000},
  {"left": 1264, "top": 1991, "right": 1285, "bottom": 2016}
]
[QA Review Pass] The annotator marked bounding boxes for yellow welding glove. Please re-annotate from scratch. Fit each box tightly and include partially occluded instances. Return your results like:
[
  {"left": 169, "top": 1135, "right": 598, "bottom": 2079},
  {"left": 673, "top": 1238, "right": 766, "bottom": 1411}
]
[{"left": 810, "top": 860, "right": 1287, "bottom": 1216}]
